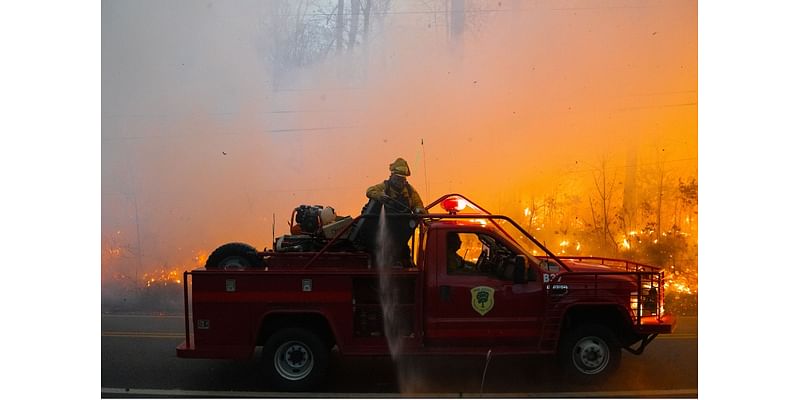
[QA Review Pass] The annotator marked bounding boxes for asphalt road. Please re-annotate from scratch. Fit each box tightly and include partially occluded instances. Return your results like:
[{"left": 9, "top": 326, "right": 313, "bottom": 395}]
[{"left": 101, "top": 314, "right": 697, "bottom": 398}]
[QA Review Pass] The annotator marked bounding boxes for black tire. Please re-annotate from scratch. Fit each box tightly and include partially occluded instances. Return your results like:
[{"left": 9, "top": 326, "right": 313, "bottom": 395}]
[
  {"left": 205, "top": 242, "right": 263, "bottom": 270},
  {"left": 558, "top": 324, "right": 621, "bottom": 383},
  {"left": 263, "top": 327, "right": 330, "bottom": 392}
]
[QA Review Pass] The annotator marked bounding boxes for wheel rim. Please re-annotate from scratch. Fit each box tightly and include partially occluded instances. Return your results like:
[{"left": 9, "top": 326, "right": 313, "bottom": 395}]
[
  {"left": 219, "top": 256, "right": 250, "bottom": 270},
  {"left": 571, "top": 335, "right": 610, "bottom": 375},
  {"left": 274, "top": 340, "right": 314, "bottom": 381}
]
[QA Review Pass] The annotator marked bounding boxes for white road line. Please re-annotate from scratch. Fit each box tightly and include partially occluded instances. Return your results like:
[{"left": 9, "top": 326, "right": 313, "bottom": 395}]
[
  {"left": 102, "top": 314, "right": 183, "bottom": 319},
  {"left": 102, "top": 331, "right": 184, "bottom": 338},
  {"left": 101, "top": 331, "right": 697, "bottom": 340},
  {"left": 100, "top": 387, "right": 698, "bottom": 398},
  {"left": 101, "top": 332, "right": 697, "bottom": 341}
]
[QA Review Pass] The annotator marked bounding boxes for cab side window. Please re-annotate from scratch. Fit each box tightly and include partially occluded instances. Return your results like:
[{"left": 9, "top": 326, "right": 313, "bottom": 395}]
[
  {"left": 445, "top": 232, "right": 519, "bottom": 280},
  {"left": 445, "top": 232, "right": 484, "bottom": 275},
  {"left": 479, "top": 234, "right": 517, "bottom": 281}
]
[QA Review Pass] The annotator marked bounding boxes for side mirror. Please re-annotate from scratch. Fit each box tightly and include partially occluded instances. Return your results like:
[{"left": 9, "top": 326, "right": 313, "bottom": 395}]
[
  {"left": 513, "top": 255, "right": 528, "bottom": 284},
  {"left": 540, "top": 259, "right": 559, "bottom": 273}
]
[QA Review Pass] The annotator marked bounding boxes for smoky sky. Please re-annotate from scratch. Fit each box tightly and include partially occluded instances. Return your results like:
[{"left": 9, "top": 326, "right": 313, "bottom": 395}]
[{"left": 102, "top": 0, "right": 697, "bottom": 277}]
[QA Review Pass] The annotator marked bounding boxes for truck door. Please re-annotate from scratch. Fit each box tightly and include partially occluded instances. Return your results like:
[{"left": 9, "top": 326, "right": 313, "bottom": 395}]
[{"left": 424, "top": 229, "right": 545, "bottom": 347}]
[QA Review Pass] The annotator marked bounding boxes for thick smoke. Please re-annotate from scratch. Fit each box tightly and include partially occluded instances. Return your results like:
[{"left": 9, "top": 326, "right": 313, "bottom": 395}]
[{"left": 102, "top": 0, "right": 697, "bottom": 311}]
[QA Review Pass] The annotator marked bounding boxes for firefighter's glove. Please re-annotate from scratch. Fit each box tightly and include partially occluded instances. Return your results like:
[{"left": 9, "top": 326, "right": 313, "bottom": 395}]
[
  {"left": 413, "top": 207, "right": 426, "bottom": 215},
  {"left": 379, "top": 194, "right": 392, "bottom": 204}
]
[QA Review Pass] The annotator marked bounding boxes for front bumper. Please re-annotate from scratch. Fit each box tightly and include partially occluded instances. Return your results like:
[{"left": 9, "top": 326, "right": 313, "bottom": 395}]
[{"left": 635, "top": 313, "right": 677, "bottom": 334}]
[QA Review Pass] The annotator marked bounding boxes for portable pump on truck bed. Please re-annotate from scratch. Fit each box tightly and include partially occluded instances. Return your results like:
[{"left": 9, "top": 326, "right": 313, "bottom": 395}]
[{"left": 178, "top": 194, "right": 676, "bottom": 391}]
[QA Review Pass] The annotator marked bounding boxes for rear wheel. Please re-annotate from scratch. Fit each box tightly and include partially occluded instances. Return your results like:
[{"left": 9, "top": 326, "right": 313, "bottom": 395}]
[
  {"left": 205, "top": 242, "right": 263, "bottom": 270},
  {"left": 263, "top": 328, "right": 330, "bottom": 391},
  {"left": 558, "top": 324, "right": 621, "bottom": 382}
]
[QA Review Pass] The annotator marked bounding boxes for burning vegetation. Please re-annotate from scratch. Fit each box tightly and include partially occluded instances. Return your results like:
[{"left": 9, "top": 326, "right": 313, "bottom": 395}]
[
  {"left": 101, "top": 247, "right": 209, "bottom": 313},
  {"left": 508, "top": 173, "right": 698, "bottom": 315},
  {"left": 102, "top": 171, "right": 698, "bottom": 316}
]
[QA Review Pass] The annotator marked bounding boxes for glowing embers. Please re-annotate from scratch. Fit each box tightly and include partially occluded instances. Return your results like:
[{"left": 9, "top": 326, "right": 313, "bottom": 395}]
[
  {"left": 140, "top": 251, "right": 209, "bottom": 287},
  {"left": 142, "top": 267, "right": 183, "bottom": 287},
  {"left": 663, "top": 270, "right": 695, "bottom": 295}
]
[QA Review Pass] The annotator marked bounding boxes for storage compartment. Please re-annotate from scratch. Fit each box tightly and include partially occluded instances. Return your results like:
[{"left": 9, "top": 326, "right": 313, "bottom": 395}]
[{"left": 352, "top": 277, "right": 416, "bottom": 338}]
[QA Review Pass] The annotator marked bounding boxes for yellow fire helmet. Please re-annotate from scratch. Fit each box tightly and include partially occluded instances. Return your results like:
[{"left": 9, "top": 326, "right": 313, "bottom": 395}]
[{"left": 389, "top": 157, "right": 411, "bottom": 176}]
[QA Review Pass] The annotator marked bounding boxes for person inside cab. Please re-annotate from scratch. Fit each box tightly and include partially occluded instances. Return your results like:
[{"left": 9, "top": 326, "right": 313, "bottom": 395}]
[{"left": 446, "top": 232, "right": 477, "bottom": 273}]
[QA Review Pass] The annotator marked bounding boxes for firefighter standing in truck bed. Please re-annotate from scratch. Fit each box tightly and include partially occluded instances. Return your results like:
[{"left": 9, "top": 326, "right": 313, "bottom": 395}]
[
  {"left": 366, "top": 158, "right": 425, "bottom": 214},
  {"left": 360, "top": 158, "right": 425, "bottom": 266}
]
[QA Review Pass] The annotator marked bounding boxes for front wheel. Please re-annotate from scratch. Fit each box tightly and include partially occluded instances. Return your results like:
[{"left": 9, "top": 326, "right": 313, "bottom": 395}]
[
  {"left": 558, "top": 324, "right": 621, "bottom": 383},
  {"left": 263, "top": 328, "right": 330, "bottom": 391}
]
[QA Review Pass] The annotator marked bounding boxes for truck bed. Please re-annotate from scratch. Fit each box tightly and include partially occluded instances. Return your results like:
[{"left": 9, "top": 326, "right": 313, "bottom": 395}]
[{"left": 180, "top": 266, "right": 423, "bottom": 358}]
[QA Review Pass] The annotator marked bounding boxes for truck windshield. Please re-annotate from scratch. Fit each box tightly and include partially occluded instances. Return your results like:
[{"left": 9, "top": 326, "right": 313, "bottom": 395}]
[{"left": 484, "top": 218, "right": 550, "bottom": 262}]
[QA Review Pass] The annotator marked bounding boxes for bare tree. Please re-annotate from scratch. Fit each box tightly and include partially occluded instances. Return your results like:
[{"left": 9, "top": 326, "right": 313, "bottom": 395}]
[
  {"left": 450, "top": 0, "right": 465, "bottom": 53},
  {"left": 655, "top": 167, "right": 665, "bottom": 237},
  {"left": 590, "top": 157, "right": 620, "bottom": 252},
  {"left": 363, "top": 0, "right": 372, "bottom": 43},
  {"left": 335, "top": 0, "right": 345, "bottom": 53},
  {"left": 620, "top": 144, "right": 638, "bottom": 235},
  {"left": 348, "top": 0, "right": 361, "bottom": 50},
  {"left": 675, "top": 177, "right": 698, "bottom": 230}
]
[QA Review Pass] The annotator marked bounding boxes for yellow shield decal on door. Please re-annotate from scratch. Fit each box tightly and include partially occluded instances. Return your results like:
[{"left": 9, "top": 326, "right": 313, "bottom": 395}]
[{"left": 471, "top": 286, "right": 495, "bottom": 316}]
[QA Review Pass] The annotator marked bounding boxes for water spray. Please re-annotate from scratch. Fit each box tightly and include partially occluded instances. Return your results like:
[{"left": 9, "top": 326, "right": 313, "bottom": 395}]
[
  {"left": 479, "top": 348, "right": 492, "bottom": 396},
  {"left": 376, "top": 205, "right": 403, "bottom": 357}
]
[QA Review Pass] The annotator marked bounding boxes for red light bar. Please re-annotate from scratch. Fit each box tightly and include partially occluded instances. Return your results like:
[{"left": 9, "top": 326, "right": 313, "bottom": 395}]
[{"left": 441, "top": 196, "right": 467, "bottom": 214}]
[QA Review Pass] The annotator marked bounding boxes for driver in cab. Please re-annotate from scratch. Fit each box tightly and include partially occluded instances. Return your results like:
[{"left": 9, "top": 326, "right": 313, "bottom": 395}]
[{"left": 446, "top": 233, "right": 476, "bottom": 273}]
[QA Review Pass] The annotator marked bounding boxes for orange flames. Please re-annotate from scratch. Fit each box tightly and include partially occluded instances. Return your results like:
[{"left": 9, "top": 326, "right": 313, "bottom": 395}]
[
  {"left": 138, "top": 250, "right": 209, "bottom": 287},
  {"left": 142, "top": 267, "right": 183, "bottom": 287},
  {"left": 664, "top": 269, "right": 697, "bottom": 296},
  {"left": 103, "top": 247, "right": 209, "bottom": 288}
]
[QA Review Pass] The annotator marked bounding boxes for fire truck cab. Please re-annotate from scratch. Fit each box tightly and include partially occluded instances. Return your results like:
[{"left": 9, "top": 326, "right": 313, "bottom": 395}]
[{"left": 176, "top": 194, "right": 675, "bottom": 391}]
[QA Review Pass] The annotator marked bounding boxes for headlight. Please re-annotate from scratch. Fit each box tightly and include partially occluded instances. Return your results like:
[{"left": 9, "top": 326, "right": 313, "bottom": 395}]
[
  {"left": 630, "top": 291, "right": 639, "bottom": 317},
  {"left": 643, "top": 287, "right": 658, "bottom": 316}
]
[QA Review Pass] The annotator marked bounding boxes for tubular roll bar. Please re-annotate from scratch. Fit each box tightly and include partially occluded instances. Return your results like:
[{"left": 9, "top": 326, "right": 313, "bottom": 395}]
[
  {"left": 426, "top": 193, "right": 572, "bottom": 271},
  {"left": 302, "top": 193, "right": 571, "bottom": 271},
  {"left": 300, "top": 212, "right": 418, "bottom": 268}
]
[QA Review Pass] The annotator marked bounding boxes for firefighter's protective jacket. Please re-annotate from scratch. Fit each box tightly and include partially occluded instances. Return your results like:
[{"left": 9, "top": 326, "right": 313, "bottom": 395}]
[{"left": 366, "top": 180, "right": 425, "bottom": 213}]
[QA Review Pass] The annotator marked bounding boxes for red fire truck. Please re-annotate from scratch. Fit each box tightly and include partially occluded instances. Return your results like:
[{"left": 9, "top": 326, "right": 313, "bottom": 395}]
[{"left": 176, "top": 194, "right": 675, "bottom": 391}]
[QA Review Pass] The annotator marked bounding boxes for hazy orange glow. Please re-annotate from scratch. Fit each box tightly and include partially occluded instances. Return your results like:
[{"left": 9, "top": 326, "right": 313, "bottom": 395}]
[{"left": 102, "top": 1, "right": 697, "bottom": 301}]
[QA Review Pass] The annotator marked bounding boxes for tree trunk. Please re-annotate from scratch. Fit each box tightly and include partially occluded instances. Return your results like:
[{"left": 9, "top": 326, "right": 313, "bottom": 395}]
[
  {"left": 336, "top": 0, "right": 345, "bottom": 54},
  {"left": 348, "top": 0, "right": 360, "bottom": 50},
  {"left": 592, "top": 157, "right": 618, "bottom": 252},
  {"left": 657, "top": 169, "right": 664, "bottom": 238},
  {"left": 363, "top": 0, "right": 371, "bottom": 44},
  {"left": 450, "top": 0, "right": 465, "bottom": 54},
  {"left": 622, "top": 144, "right": 638, "bottom": 233}
]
